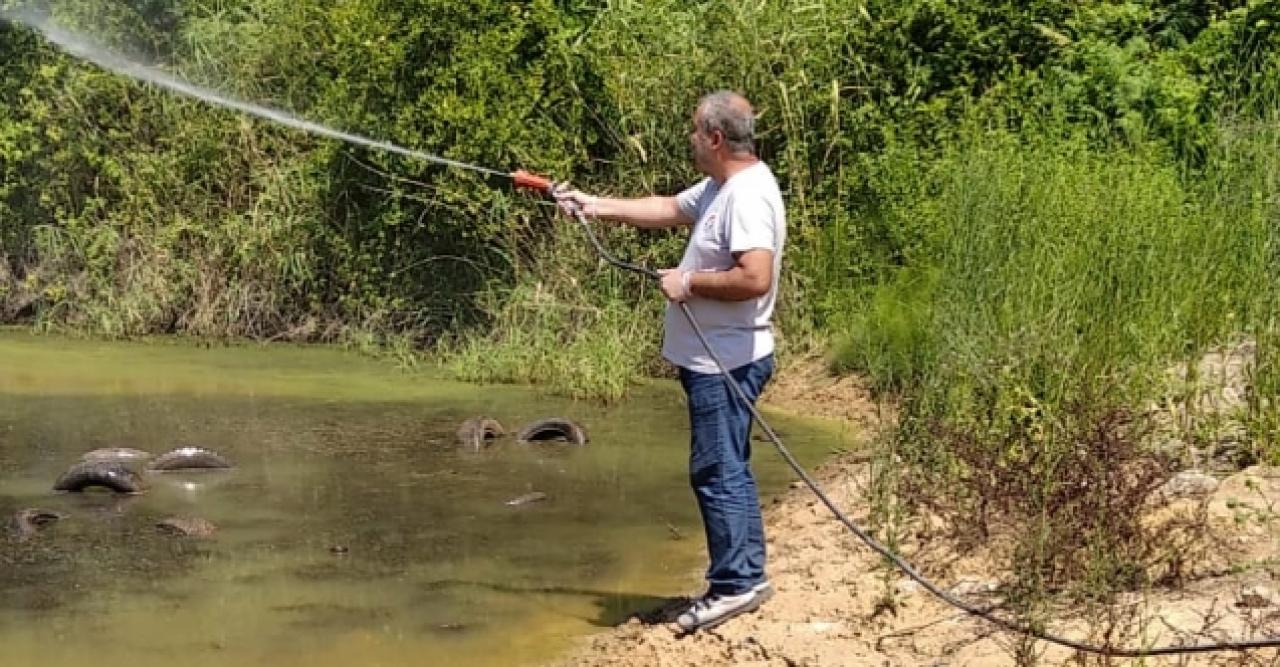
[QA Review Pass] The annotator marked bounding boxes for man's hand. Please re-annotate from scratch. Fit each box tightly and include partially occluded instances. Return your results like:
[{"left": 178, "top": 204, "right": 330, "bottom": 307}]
[
  {"left": 658, "top": 268, "right": 692, "bottom": 302},
  {"left": 552, "top": 184, "right": 599, "bottom": 218},
  {"left": 550, "top": 188, "right": 690, "bottom": 229}
]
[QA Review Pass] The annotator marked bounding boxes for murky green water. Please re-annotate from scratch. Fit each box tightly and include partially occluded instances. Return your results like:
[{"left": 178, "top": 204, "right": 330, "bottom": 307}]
[{"left": 0, "top": 332, "right": 847, "bottom": 666}]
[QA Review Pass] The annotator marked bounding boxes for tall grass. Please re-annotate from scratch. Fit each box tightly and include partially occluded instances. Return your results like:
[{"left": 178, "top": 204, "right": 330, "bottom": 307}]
[
  {"left": 442, "top": 279, "right": 662, "bottom": 402},
  {"left": 1251, "top": 321, "right": 1280, "bottom": 462},
  {"left": 838, "top": 113, "right": 1279, "bottom": 599}
]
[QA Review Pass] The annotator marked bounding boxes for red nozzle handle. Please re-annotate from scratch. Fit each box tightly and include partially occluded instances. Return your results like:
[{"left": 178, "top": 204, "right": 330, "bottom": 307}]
[{"left": 512, "top": 169, "right": 553, "bottom": 193}]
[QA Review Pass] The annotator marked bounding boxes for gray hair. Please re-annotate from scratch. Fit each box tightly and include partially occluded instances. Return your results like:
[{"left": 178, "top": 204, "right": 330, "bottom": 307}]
[{"left": 697, "top": 90, "right": 756, "bottom": 155}]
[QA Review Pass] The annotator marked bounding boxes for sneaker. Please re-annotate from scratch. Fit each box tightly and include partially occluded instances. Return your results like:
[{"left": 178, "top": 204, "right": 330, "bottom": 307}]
[
  {"left": 675, "top": 583, "right": 773, "bottom": 633},
  {"left": 751, "top": 580, "right": 774, "bottom": 598}
]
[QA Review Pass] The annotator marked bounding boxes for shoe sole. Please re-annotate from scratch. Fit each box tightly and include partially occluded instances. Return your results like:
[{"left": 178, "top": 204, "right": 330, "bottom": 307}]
[{"left": 679, "top": 586, "right": 775, "bottom": 633}]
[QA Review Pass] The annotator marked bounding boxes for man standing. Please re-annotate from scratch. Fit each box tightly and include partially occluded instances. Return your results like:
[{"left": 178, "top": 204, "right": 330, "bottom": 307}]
[{"left": 555, "top": 90, "right": 786, "bottom": 632}]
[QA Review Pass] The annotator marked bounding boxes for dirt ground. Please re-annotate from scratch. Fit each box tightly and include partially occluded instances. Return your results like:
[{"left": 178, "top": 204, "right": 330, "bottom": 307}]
[{"left": 551, "top": 356, "right": 1280, "bottom": 667}]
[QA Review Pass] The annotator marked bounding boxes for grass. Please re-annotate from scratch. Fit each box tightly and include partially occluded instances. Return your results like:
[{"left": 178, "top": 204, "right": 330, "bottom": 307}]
[
  {"left": 442, "top": 279, "right": 662, "bottom": 402},
  {"left": 842, "top": 115, "right": 1279, "bottom": 603}
]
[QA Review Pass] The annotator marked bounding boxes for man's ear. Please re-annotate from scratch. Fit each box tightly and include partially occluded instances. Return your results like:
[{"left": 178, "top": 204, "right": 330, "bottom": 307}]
[{"left": 709, "top": 130, "right": 725, "bottom": 150}]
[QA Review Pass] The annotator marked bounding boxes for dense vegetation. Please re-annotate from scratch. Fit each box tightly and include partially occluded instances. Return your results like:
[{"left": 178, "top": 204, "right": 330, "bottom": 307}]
[{"left": 2, "top": 0, "right": 1278, "bottom": 610}]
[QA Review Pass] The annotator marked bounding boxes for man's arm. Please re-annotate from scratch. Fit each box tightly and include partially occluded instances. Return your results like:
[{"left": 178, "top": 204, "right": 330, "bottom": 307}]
[
  {"left": 660, "top": 249, "right": 774, "bottom": 303},
  {"left": 556, "top": 190, "right": 692, "bottom": 229}
]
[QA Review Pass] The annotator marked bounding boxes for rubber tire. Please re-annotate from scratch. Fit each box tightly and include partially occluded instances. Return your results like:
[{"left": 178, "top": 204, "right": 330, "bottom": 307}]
[
  {"left": 81, "top": 447, "right": 152, "bottom": 464},
  {"left": 156, "top": 517, "right": 218, "bottom": 537},
  {"left": 53, "top": 461, "right": 146, "bottom": 493},
  {"left": 147, "top": 446, "right": 233, "bottom": 471},
  {"left": 10, "top": 508, "right": 64, "bottom": 540},
  {"left": 515, "top": 418, "right": 589, "bottom": 446},
  {"left": 456, "top": 417, "right": 505, "bottom": 449}
]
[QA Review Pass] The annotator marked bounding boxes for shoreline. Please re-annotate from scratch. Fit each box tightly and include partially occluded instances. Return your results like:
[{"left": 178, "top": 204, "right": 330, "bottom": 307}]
[{"left": 550, "top": 362, "right": 1280, "bottom": 667}]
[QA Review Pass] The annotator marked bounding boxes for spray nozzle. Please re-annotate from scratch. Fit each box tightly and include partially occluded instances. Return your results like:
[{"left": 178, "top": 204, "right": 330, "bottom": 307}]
[{"left": 511, "top": 170, "right": 554, "bottom": 193}]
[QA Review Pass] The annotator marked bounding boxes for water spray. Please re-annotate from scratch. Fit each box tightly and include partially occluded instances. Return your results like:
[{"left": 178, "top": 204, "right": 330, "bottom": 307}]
[
  {"left": 2, "top": 9, "right": 526, "bottom": 183},
  {"left": 1, "top": 10, "right": 566, "bottom": 196},
  {"left": 8, "top": 9, "right": 1280, "bottom": 658}
]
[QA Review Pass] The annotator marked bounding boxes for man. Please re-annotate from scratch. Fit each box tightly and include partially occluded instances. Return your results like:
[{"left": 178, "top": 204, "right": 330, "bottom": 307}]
[{"left": 555, "top": 90, "right": 786, "bottom": 632}]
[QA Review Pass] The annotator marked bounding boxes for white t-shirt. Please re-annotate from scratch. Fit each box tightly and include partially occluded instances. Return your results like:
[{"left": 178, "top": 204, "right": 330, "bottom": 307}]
[{"left": 662, "top": 161, "right": 786, "bottom": 373}]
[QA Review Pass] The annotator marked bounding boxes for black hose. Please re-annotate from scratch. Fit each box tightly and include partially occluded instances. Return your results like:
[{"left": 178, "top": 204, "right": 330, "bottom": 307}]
[{"left": 568, "top": 208, "right": 1280, "bottom": 657}]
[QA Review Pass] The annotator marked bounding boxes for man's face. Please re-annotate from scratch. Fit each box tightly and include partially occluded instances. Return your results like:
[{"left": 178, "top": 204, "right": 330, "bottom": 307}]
[{"left": 689, "top": 108, "right": 717, "bottom": 174}]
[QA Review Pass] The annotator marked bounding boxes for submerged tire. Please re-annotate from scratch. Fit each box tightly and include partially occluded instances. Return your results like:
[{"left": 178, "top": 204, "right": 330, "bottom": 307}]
[
  {"left": 147, "top": 446, "right": 233, "bottom": 471},
  {"left": 10, "top": 508, "right": 65, "bottom": 541},
  {"left": 53, "top": 461, "right": 146, "bottom": 494},
  {"left": 504, "top": 491, "right": 548, "bottom": 506},
  {"left": 81, "top": 447, "right": 151, "bottom": 464},
  {"left": 156, "top": 517, "right": 218, "bottom": 538},
  {"left": 516, "top": 418, "right": 588, "bottom": 446},
  {"left": 456, "top": 417, "right": 505, "bottom": 449}
]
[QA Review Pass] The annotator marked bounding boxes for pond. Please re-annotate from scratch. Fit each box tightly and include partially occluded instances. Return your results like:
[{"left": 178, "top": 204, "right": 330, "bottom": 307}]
[{"left": 0, "top": 332, "right": 844, "bottom": 666}]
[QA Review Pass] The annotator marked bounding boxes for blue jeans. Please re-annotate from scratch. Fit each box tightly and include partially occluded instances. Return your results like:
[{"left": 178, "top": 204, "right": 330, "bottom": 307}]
[{"left": 678, "top": 354, "right": 774, "bottom": 596}]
